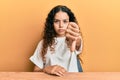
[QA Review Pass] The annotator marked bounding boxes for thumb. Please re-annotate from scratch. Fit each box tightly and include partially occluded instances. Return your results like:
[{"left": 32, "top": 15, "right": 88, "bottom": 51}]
[{"left": 70, "top": 40, "right": 76, "bottom": 52}]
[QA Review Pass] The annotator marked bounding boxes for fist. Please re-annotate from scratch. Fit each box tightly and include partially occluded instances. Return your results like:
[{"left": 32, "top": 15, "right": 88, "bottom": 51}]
[{"left": 66, "top": 22, "right": 81, "bottom": 52}]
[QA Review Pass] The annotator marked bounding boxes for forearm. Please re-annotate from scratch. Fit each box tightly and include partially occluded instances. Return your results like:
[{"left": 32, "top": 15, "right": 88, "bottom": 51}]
[
  {"left": 76, "top": 36, "right": 82, "bottom": 51},
  {"left": 33, "top": 66, "right": 43, "bottom": 72}
]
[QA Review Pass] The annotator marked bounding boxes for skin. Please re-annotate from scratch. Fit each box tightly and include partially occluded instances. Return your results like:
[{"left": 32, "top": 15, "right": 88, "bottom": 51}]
[
  {"left": 53, "top": 11, "right": 69, "bottom": 37},
  {"left": 66, "top": 22, "right": 81, "bottom": 52},
  {"left": 33, "top": 11, "right": 81, "bottom": 77}
]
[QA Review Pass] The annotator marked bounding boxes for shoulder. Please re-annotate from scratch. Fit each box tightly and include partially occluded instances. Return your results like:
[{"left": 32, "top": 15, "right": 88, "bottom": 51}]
[
  {"left": 32, "top": 39, "right": 44, "bottom": 55},
  {"left": 30, "top": 39, "right": 43, "bottom": 58},
  {"left": 37, "top": 39, "right": 44, "bottom": 48}
]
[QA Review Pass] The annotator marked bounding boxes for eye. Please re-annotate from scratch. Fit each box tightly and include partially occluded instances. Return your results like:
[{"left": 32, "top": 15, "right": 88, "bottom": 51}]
[
  {"left": 54, "top": 20, "right": 59, "bottom": 23},
  {"left": 63, "top": 20, "right": 69, "bottom": 23}
]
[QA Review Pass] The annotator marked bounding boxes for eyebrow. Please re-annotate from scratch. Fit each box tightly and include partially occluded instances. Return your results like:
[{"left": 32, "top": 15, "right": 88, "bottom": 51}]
[{"left": 54, "top": 19, "right": 69, "bottom": 21}]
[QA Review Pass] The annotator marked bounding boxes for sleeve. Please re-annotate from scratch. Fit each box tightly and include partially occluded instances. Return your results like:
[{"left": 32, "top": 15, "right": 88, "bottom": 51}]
[
  {"left": 29, "top": 40, "right": 44, "bottom": 69},
  {"left": 75, "top": 37, "right": 83, "bottom": 55}
]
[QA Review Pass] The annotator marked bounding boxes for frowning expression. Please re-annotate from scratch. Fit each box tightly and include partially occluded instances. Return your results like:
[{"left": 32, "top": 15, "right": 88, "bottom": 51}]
[{"left": 53, "top": 11, "right": 69, "bottom": 37}]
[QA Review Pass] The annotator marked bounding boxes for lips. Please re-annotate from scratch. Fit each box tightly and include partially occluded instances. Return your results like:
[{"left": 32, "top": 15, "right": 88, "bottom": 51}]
[{"left": 58, "top": 29, "right": 65, "bottom": 32}]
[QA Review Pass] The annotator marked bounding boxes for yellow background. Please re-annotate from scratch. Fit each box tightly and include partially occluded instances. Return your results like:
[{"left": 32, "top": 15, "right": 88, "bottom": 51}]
[{"left": 0, "top": 0, "right": 120, "bottom": 71}]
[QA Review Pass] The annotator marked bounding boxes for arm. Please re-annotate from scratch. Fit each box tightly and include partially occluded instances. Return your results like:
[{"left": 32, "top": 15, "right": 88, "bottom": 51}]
[
  {"left": 33, "top": 65, "right": 67, "bottom": 77},
  {"left": 33, "top": 65, "right": 43, "bottom": 72},
  {"left": 76, "top": 36, "right": 82, "bottom": 51},
  {"left": 66, "top": 22, "right": 82, "bottom": 52}
]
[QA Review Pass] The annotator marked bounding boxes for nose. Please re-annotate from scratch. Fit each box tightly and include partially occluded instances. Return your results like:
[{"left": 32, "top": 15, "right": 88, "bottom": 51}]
[{"left": 59, "top": 21, "right": 63, "bottom": 28}]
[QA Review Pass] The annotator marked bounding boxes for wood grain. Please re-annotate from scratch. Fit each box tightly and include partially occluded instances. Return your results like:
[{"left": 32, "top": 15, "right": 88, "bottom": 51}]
[{"left": 0, "top": 72, "right": 120, "bottom": 80}]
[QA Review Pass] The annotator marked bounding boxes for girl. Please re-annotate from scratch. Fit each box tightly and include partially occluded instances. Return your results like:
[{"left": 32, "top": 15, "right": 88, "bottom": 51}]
[{"left": 30, "top": 5, "right": 83, "bottom": 76}]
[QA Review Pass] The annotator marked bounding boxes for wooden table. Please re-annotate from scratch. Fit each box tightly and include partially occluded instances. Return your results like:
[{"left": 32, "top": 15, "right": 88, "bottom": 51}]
[{"left": 0, "top": 72, "right": 120, "bottom": 80}]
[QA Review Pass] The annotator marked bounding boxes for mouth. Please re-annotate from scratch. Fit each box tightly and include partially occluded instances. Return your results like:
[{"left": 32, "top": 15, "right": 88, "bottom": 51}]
[{"left": 58, "top": 29, "right": 65, "bottom": 32}]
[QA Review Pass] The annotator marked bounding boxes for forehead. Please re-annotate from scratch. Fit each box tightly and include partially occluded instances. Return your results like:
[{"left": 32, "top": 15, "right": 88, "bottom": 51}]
[{"left": 54, "top": 11, "right": 69, "bottom": 20}]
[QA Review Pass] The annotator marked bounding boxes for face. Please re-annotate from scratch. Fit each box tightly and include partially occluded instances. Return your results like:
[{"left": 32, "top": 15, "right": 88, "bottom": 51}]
[{"left": 53, "top": 11, "right": 69, "bottom": 37}]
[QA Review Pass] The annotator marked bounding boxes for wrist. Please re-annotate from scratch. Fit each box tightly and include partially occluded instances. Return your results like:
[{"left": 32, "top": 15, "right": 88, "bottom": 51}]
[
  {"left": 76, "top": 36, "right": 82, "bottom": 50},
  {"left": 42, "top": 67, "right": 46, "bottom": 73},
  {"left": 76, "top": 36, "right": 81, "bottom": 46},
  {"left": 43, "top": 67, "right": 52, "bottom": 75}
]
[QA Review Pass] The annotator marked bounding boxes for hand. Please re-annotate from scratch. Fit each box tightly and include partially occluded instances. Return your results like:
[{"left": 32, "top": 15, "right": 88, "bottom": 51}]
[
  {"left": 66, "top": 22, "right": 81, "bottom": 52},
  {"left": 43, "top": 65, "right": 67, "bottom": 77}
]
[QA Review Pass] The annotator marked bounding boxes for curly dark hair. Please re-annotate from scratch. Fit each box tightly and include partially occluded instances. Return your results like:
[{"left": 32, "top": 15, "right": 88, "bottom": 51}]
[{"left": 41, "top": 5, "right": 80, "bottom": 62}]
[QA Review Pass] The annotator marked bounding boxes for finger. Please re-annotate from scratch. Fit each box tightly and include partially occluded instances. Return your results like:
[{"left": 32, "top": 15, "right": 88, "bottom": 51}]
[
  {"left": 58, "top": 67, "right": 66, "bottom": 73},
  {"left": 66, "top": 30, "right": 80, "bottom": 40},
  {"left": 61, "top": 68, "right": 67, "bottom": 73},
  {"left": 51, "top": 65, "right": 58, "bottom": 74},
  {"left": 66, "top": 33, "right": 77, "bottom": 41},
  {"left": 54, "top": 71, "right": 63, "bottom": 77},
  {"left": 67, "top": 24, "right": 80, "bottom": 33},
  {"left": 53, "top": 65, "right": 62, "bottom": 73},
  {"left": 55, "top": 67, "right": 66, "bottom": 76},
  {"left": 56, "top": 66, "right": 66, "bottom": 73},
  {"left": 66, "top": 29, "right": 80, "bottom": 37},
  {"left": 53, "top": 71, "right": 64, "bottom": 77},
  {"left": 58, "top": 70, "right": 64, "bottom": 76},
  {"left": 69, "top": 22, "right": 79, "bottom": 29},
  {"left": 71, "top": 40, "right": 76, "bottom": 52}
]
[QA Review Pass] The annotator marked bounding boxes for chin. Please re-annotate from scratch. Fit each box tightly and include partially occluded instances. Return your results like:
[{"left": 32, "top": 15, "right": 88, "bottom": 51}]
[{"left": 57, "top": 34, "right": 65, "bottom": 37}]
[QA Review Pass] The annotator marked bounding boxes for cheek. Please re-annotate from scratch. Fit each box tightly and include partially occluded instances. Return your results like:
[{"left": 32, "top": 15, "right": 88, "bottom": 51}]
[
  {"left": 64, "top": 23, "right": 69, "bottom": 28},
  {"left": 53, "top": 23, "right": 59, "bottom": 27},
  {"left": 53, "top": 24, "right": 58, "bottom": 30}
]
